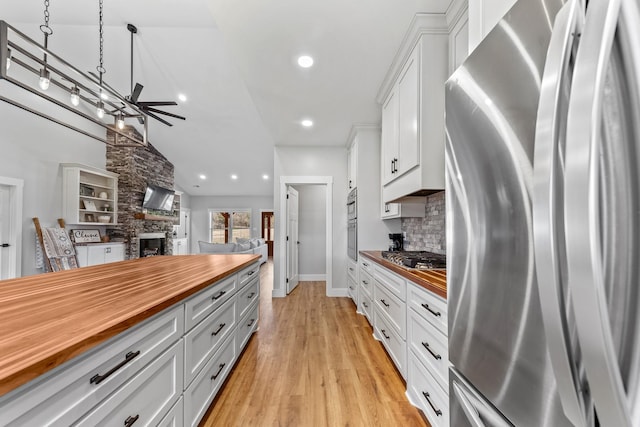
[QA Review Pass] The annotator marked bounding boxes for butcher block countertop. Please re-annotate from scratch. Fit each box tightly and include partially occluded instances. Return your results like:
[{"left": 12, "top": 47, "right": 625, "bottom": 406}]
[
  {"left": 0, "top": 253, "right": 259, "bottom": 397},
  {"left": 360, "top": 251, "right": 446, "bottom": 299}
]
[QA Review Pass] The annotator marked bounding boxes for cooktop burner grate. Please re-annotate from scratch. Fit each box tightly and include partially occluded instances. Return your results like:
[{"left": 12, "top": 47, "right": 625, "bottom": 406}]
[{"left": 381, "top": 251, "right": 446, "bottom": 269}]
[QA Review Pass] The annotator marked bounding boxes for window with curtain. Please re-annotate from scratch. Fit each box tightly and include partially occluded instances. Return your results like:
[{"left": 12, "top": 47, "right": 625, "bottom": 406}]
[{"left": 209, "top": 209, "right": 251, "bottom": 243}]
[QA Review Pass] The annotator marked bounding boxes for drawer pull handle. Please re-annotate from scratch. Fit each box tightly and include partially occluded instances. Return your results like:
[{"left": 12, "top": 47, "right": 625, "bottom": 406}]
[
  {"left": 362, "top": 280, "right": 369, "bottom": 285},
  {"left": 211, "top": 323, "right": 226, "bottom": 336},
  {"left": 380, "top": 299, "right": 390, "bottom": 308},
  {"left": 247, "top": 270, "right": 255, "bottom": 276},
  {"left": 363, "top": 262, "right": 369, "bottom": 267},
  {"left": 247, "top": 318, "right": 256, "bottom": 327},
  {"left": 381, "top": 329, "right": 390, "bottom": 340},
  {"left": 124, "top": 415, "right": 139, "bottom": 427},
  {"left": 248, "top": 292, "right": 256, "bottom": 299},
  {"left": 212, "top": 290, "right": 227, "bottom": 301},
  {"left": 421, "top": 303, "right": 441, "bottom": 317},
  {"left": 90, "top": 350, "right": 140, "bottom": 385},
  {"left": 211, "top": 363, "right": 226, "bottom": 380},
  {"left": 349, "top": 267, "right": 354, "bottom": 271},
  {"left": 422, "top": 392, "right": 442, "bottom": 416},
  {"left": 422, "top": 341, "right": 442, "bottom": 360},
  {"left": 362, "top": 302, "right": 368, "bottom": 308}
]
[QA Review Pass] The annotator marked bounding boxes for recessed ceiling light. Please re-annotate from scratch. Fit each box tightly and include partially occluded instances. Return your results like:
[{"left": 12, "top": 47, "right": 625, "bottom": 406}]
[
  {"left": 198, "top": 174, "right": 207, "bottom": 180},
  {"left": 297, "top": 55, "right": 314, "bottom": 68},
  {"left": 262, "top": 174, "right": 269, "bottom": 180},
  {"left": 231, "top": 174, "right": 238, "bottom": 180},
  {"left": 178, "top": 93, "right": 187, "bottom": 102},
  {"left": 301, "top": 119, "right": 313, "bottom": 127}
]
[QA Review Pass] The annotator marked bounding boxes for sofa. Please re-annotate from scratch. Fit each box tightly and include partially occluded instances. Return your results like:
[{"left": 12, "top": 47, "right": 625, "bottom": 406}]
[{"left": 198, "top": 238, "right": 268, "bottom": 264}]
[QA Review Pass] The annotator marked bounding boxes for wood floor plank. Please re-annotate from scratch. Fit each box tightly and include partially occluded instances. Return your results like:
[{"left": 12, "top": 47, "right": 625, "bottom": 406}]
[{"left": 200, "top": 261, "right": 430, "bottom": 427}]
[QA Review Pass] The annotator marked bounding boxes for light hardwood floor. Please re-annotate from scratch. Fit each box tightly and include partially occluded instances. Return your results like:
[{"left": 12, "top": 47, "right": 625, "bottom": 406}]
[{"left": 201, "top": 260, "right": 429, "bottom": 426}]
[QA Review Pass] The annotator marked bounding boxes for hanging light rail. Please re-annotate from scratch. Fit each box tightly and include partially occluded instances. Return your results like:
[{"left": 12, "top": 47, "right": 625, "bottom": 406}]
[{"left": 0, "top": 20, "right": 149, "bottom": 147}]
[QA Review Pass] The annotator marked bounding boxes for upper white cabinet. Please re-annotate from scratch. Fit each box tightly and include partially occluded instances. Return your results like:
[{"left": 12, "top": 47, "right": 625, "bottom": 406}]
[
  {"left": 62, "top": 163, "right": 118, "bottom": 225},
  {"left": 378, "top": 15, "right": 448, "bottom": 203},
  {"left": 347, "top": 139, "right": 358, "bottom": 190}
]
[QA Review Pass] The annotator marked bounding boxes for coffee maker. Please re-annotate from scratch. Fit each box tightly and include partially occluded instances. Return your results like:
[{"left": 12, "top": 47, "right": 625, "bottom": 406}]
[{"left": 388, "top": 233, "right": 404, "bottom": 252}]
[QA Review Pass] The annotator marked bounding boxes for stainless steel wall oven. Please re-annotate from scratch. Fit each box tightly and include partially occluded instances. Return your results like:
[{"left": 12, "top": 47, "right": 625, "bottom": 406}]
[{"left": 347, "top": 188, "right": 357, "bottom": 260}]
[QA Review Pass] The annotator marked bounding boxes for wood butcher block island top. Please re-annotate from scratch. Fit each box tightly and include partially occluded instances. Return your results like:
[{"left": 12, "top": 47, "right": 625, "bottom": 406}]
[
  {"left": 360, "top": 251, "right": 446, "bottom": 298},
  {"left": 0, "top": 254, "right": 259, "bottom": 396}
]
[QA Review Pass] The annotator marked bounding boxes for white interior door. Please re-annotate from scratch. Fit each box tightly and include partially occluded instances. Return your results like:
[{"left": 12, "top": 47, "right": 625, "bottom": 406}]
[
  {"left": 0, "top": 184, "right": 16, "bottom": 280},
  {"left": 286, "top": 186, "right": 299, "bottom": 294}
]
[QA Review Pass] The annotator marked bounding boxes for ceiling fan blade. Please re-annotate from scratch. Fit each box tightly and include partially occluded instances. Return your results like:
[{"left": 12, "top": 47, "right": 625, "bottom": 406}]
[
  {"left": 144, "top": 107, "right": 186, "bottom": 120},
  {"left": 137, "top": 101, "right": 178, "bottom": 107},
  {"left": 145, "top": 110, "right": 173, "bottom": 127},
  {"left": 131, "top": 83, "right": 144, "bottom": 103}
]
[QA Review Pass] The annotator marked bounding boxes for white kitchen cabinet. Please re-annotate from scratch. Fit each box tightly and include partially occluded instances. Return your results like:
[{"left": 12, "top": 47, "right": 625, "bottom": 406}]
[
  {"left": 347, "top": 140, "right": 358, "bottom": 190},
  {"left": 75, "top": 243, "right": 125, "bottom": 267},
  {"left": 380, "top": 198, "right": 425, "bottom": 219},
  {"left": 61, "top": 163, "right": 118, "bottom": 225},
  {"left": 173, "top": 238, "right": 188, "bottom": 255},
  {"left": 378, "top": 16, "right": 448, "bottom": 203}
]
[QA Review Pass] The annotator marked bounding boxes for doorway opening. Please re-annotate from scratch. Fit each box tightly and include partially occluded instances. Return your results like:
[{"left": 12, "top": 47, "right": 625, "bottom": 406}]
[
  {"left": 261, "top": 210, "right": 274, "bottom": 257},
  {"left": 277, "top": 176, "right": 333, "bottom": 297}
]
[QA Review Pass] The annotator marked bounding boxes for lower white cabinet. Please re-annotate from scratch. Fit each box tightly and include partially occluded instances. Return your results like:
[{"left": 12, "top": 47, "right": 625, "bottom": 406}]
[
  {"left": 184, "top": 333, "right": 236, "bottom": 427},
  {"left": 374, "top": 306, "right": 407, "bottom": 378},
  {"left": 0, "top": 261, "right": 260, "bottom": 427},
  {"left": 75, "top": 243, "right": 125, "bottom": 267},
  {"left": 157, "top": 397, "right": 184, "bottom": 427},
  {"left": 407, "top": 354, "right": 449, "bottom": 427},
  {"left": 173, "top": 238, "right": 189, "bottom": 255},
  {"left": 75, "top": 340, "right": 184, "bottom": 427}
]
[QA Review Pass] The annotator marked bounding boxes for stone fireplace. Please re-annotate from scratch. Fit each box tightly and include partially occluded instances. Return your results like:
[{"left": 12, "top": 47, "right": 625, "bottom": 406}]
[{"left": 105, "top": 126, "right": 175, "bottom": 259}]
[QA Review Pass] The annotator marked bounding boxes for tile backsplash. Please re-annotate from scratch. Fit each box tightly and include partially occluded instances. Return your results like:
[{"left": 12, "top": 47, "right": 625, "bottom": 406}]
[{"left": 401, "top": 191, "right": 445, "bottom": 255}]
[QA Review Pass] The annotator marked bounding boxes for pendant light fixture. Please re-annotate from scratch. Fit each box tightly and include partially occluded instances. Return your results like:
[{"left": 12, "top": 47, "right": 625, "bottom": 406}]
[
  {"left": 38, "top": 0, "right": 53, "bottom": 91},
  {"left": 69, "top": 85, "right": 80, "bottom": 106}
]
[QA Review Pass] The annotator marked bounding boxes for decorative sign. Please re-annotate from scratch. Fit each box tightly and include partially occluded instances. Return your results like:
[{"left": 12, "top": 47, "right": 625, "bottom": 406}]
[{"left": 72, "top": 229, "right": 101, "bottom": 243}]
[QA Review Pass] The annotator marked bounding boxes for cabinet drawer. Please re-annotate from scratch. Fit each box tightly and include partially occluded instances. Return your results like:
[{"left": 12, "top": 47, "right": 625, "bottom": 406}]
[
  {"left": 347, "top": 258, "right": 357, "bottom": 281},
  {"left": 407, "top": 354, "right": 449, "bottom": 427},
  {"left": 359, "top": 269, "right": 374, "bottom": 297},
  {"left": 359, "top": 257, "right": 374, "bottom": 277},
  {"left": 184, "top": 297, "right": 236, "bottom": 388},
  {"left": 236, "top": 301, "right": 259, "bottom": 355},
  {"left": 184, "top": 334, "right": 236, "bottom": 427},
  {"left": 360, "top": 291, "right": 373, "bottom": 326},
  {"left": 237, "top": 276, "right": 259, "bottom": 320},
  {"left": 407, "top": 282, "right": 447, "bottom": 336},
  {"left": 238, "top": 262, "right": 260, "bottom": 289},
  {"left": 184, "top": 274, "right": 236, "bottom": 332},
  {"left": 0, "top": 305, "right": 184, "bottom": 426},
  {"left": 374, "top": 307, "right": 406, "bottom": 379},
  {"left": 374, "top": 264, "right": 406, "bottom": 301},
  {"left": 374, "top": 279, "right": 406, "bottom": 339},
  {"left": 347, "top": 275, "right": 358, "bottom": 303},
  {"left": 408, "top": 309, "right": 448, "bottom": 391},
  {"left": 75, "top": 340, "right": 184, "bottom": 427},
  {"left": 158, "top": 397, "right": 183, "bottom": 427}
]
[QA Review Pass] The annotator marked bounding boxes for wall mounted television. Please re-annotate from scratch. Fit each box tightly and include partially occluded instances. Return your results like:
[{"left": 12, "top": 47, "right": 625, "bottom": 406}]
[{"left": 142, "top": 184, "right": 175, "bottom": 212}]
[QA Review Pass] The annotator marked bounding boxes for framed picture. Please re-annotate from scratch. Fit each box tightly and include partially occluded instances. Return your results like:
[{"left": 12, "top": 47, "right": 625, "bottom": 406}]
[
  {"left": 80, "top": 185, "right": 95, "bottom": 197},
  {"left": 83, "top": 200, "right": 97, "bottom": 211},
  {"left": 72, "top": 229, "right": 101, "bottom": 243},
  {"left": 85, "top": 213, "right": 95, "bottom": 223}
]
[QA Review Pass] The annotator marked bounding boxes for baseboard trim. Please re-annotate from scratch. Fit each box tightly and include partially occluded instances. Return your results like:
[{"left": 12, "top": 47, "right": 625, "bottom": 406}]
[
  {"left": 327, "top": 288, "right": 349, "bottom": 297},
  {"left": 272, "top": 288, "right": 286, "bottom": 298},
  {"left": 299, "top": 274, "right": 326, "bottom": 281}
]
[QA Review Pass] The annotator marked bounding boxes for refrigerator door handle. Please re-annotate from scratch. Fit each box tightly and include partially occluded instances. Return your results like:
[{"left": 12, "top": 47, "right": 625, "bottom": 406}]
[
  {"left": 532, "top": 1, "right": 587, "bottom": 425},
  {"left": 452, "top": 381, "right": 486, "bottom": 427},
  {"left": 564, "top": 0, "right": 635, "bottom": 425}
]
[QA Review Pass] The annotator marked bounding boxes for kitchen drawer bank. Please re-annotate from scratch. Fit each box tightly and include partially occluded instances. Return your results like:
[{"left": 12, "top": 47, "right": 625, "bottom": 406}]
[
  {"left": 359, "top": 251, "right": 448, "bottom": 427},
  {"left": 0, "top": 254, "right": 260, "bottom": 427}
]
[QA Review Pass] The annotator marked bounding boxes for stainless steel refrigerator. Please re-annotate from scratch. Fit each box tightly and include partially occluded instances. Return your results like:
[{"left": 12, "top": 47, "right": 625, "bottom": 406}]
[{"left": 446, "top": 0, "right": 640, "bottom": 426}]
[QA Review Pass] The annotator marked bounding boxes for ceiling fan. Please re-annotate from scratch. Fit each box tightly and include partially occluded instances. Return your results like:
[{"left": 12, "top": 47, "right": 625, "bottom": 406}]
[{"left": 125, "top": 23, "right": 186, "bottom": 127}]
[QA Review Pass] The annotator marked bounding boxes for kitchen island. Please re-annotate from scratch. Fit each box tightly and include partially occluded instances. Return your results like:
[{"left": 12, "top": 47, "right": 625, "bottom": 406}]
[{"left": 0, "top": 254, "right": 261, "bottom": 426}]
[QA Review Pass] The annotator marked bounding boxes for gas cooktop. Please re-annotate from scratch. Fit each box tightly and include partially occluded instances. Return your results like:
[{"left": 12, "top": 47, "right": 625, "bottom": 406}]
[{"left": 381, "top": 251, "right": 446, "bottom": 270}]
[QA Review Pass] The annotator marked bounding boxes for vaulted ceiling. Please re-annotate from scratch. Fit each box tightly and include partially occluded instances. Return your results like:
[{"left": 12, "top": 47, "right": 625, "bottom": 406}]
[{"left": 1, "top": 0, "right": 454, "bottom": 196}]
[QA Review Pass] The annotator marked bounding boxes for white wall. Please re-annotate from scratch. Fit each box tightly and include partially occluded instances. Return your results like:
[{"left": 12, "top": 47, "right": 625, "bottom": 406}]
[
  {"left": 0, "top": 103, "right": 106, "bottom": 276},
  {"left": 189, "top": 195, "right": 273, "bottom": 253},
  {"left": 295, "top": 185, "right": 326, "bottom": 278},
  {"left": 274, "top": 146, "right": 347, "bottom": 297},
  {"left": 468, "top": 0, "right": 517, "bottom": 52}
]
